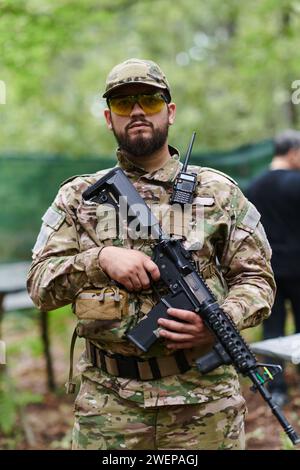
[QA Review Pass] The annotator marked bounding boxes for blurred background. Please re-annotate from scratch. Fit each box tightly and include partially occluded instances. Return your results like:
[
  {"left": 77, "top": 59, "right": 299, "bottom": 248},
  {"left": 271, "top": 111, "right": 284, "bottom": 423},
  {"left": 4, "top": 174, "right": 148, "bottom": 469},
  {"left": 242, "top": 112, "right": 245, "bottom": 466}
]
[{"left": 1, "top": 0, "right": 300, "bottom": 450}]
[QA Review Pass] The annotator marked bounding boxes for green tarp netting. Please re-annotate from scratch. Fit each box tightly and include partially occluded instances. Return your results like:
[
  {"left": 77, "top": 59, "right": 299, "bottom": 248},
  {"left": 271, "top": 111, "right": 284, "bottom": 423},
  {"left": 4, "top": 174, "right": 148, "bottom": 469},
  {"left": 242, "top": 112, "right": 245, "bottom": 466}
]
[{"left": 0, "top": 139, "right": 274, "bottom": 261}]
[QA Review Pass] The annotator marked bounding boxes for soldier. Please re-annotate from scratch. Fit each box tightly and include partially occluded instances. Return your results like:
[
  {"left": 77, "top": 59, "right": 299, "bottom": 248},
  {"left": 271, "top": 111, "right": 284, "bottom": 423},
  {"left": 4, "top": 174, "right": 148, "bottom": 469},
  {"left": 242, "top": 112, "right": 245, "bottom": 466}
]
[{"left": 27, "top": 58, "right": 275, "bottom": 450}]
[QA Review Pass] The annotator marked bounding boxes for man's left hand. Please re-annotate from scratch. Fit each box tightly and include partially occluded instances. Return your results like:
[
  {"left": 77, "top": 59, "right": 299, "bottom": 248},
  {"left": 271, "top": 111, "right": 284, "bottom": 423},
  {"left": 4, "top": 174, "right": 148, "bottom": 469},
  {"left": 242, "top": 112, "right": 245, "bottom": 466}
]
[{"left": 157, "top": 307, "right": 215, "bottom": 350}]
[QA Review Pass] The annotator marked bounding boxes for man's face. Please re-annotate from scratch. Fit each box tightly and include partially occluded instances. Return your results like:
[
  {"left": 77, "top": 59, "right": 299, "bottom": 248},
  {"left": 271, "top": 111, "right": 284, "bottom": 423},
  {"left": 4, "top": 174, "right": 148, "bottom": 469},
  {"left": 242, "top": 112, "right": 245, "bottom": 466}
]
[{"left": 104, "top": 84, "right": 176, "bottom": 158}]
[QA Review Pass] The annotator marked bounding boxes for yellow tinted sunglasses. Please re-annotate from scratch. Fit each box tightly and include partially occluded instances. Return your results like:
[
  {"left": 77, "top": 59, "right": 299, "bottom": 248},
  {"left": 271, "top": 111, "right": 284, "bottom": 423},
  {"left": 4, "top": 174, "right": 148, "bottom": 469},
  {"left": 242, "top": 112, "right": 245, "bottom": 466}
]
[{"left": 108, "top": 92, "right": 168, "bottom": 116}]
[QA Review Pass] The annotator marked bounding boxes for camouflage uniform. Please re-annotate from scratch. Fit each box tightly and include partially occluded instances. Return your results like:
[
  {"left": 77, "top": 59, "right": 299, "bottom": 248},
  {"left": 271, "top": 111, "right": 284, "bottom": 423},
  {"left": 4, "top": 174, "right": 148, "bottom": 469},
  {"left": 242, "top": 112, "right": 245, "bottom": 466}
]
[
  {"left": 27, "top": 149, "right": 275, "bottom": 450},
  {"left": 27, "top": 59, "right": 275, "bottom": 450}
]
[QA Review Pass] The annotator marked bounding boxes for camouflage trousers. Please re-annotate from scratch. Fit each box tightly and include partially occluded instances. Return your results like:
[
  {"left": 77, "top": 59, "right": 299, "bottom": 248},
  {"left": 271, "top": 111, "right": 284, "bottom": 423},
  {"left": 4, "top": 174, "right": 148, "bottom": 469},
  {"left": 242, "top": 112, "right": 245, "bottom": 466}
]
[{"left": 71, "top": 376, "right": 246, "bottom": 450}]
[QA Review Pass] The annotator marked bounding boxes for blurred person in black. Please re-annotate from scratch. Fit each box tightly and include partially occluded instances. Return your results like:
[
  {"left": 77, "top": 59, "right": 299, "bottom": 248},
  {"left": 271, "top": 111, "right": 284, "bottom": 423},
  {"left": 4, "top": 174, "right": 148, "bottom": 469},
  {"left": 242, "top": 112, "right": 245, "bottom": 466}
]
[{"left": 247, "top": 129, "right": 300, "bottom": 407}]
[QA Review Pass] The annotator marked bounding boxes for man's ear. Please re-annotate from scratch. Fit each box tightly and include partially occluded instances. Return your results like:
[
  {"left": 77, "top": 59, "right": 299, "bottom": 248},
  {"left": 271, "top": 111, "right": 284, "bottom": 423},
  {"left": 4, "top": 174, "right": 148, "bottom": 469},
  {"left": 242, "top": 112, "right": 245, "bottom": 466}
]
[
  {"left": 104, "top": 108, "right": 113, "bottom": 130},
  {"left": 168, "top": 103, "right": 176, "bottom": 125}
]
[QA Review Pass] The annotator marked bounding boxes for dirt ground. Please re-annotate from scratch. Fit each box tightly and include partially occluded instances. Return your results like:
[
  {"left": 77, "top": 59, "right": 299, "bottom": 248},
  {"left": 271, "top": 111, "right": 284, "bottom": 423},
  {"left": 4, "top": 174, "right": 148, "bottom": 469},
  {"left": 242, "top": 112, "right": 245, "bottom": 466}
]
[
  {"left": 244, "top": 368, "right": 300, "bottom": 450},
  {"left": 1, "top": 357, "right": 299, "bottom": 450}
]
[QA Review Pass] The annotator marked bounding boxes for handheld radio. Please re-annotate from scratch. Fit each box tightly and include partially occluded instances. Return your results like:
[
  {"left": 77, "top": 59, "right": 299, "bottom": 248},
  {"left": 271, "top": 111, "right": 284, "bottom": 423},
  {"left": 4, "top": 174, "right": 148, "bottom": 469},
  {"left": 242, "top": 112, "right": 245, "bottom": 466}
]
[{"left": 169, "top": 132, "right": 197, "bottom": 205}]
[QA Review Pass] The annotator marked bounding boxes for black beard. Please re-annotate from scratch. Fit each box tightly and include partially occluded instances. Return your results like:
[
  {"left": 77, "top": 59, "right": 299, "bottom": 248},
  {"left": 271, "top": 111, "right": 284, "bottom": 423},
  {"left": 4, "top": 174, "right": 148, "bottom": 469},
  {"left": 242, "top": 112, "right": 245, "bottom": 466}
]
[{"left": 112, "top": 121, "right": 169, "bottom": 158}]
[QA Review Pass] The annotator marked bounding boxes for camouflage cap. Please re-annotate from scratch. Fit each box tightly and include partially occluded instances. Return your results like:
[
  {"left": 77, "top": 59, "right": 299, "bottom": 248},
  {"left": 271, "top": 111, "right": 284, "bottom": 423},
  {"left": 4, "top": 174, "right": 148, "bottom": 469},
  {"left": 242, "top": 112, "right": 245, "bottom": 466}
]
[{"left": 103, "top": 58, "right": 171, "bottom": 101}]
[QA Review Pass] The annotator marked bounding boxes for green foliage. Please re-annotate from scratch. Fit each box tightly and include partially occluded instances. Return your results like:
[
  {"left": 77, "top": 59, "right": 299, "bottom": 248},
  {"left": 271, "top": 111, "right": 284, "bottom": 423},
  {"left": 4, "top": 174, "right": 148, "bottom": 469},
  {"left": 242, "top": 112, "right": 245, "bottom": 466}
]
[
  {"left": 1, "top": 2, "right": 300, "bottom": 447},
  {"left": 0, "top": 304, "right": 72, "bottom": 438},
  {"left": 0, "top": 371, "right": 42, "bottom": 435},
  {"left": 5, "top": 309, "right": 43, "bottom": 357},
  {"left": 50, "top": 430, "right": 73, "bottom": 450},
  {"left": 280, "top": 430, "right": 298, "bottom": 450},
  {"left": 1, "top": 0, "right": 300, "bottom": 155},
  {"left": 243, "top": 324, "right": 263, "bottom": 343},
  {"left": 0, "top": 154, "right": 115, "bottom": 261},
  {"left": 0, "top": 373, "right": 17, "bottom": 434},
  {"left": 49, "top": 304, "right": 74, "bottom": 342}
]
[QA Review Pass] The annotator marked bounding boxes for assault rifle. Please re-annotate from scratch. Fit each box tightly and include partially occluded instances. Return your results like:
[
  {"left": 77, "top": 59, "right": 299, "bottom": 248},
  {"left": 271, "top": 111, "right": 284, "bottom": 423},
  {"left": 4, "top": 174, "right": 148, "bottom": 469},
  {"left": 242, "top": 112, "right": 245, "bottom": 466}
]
[{"left": 83, "top": 163, "right": 300, "bottom": 446}]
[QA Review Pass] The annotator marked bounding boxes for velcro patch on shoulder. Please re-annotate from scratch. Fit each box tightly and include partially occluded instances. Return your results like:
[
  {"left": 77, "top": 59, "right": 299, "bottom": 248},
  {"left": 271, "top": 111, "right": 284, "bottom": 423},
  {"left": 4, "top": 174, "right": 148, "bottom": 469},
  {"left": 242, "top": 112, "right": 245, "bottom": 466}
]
[
  {"left": 42, "top": 205, "right": 65, "bottom": 230},
  {"left": 238, "top": 202, "right": 261, "bottom": 232},
  {"left": 32, "top": 206, "right": 65, "bottom": 256}
]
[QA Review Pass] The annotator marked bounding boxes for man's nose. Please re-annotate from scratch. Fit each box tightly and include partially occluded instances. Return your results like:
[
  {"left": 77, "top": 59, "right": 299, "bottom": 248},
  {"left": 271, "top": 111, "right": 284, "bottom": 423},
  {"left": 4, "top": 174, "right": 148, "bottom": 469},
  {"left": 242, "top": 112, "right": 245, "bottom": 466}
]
[{"left": 130, "top": 101, "right": 146, "bottom": 117}]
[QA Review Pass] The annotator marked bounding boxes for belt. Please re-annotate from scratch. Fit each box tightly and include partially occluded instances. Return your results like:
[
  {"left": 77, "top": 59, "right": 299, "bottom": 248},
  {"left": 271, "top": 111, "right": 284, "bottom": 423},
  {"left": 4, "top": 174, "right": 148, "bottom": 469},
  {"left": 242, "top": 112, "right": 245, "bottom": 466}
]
[{"left": 85, "top": 340, "right": 201, "bottom": 381}]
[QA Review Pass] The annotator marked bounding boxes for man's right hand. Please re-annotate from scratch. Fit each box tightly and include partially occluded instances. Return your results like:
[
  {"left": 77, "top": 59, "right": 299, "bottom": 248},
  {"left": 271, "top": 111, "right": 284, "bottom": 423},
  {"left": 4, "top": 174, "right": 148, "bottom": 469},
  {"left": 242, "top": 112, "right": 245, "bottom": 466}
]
[{"left": 98, "top": 246, "right": 160, "bottom": 291}]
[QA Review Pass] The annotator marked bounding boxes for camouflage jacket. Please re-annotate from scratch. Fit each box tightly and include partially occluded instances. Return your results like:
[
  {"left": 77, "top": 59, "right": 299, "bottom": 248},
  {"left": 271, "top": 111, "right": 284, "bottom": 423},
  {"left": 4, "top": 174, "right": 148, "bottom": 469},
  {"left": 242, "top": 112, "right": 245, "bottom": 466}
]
[{"left": 27, "top": 146, "right": 275, "bottom": 407}]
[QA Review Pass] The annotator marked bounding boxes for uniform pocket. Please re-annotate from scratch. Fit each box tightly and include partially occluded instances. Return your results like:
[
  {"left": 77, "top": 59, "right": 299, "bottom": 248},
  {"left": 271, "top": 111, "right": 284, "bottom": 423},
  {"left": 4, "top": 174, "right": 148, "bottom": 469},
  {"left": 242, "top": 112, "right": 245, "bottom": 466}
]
[
  {"left": 74, "top": 286, "right": 135, "bottom": 343},
  {"left": 75, "top": 287, "right": 128, "bottom": 320}
]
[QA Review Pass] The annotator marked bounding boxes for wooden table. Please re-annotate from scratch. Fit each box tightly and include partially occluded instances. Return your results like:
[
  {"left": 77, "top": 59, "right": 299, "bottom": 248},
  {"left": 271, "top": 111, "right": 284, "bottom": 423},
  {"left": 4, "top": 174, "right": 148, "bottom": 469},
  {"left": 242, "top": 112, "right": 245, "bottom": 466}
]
[
  {"left": 251, "top": 333, "right": 300, "bottom": 364},
  {"left": 0, "top": 261, "right": 55, "bottom": 390}
]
